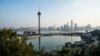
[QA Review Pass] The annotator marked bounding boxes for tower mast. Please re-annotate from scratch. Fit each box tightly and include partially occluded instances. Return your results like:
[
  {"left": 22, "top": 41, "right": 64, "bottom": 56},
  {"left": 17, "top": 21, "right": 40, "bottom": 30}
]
[{"left": 37, "top": 8, "right": 41, "bottom": 35}]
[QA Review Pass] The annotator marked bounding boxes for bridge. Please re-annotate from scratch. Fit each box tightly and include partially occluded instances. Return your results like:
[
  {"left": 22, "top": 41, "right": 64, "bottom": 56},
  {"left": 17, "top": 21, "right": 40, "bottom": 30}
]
[
  {"left": 36, "top": 32, "right": 84, "bottom": 36},
  {"left": 17, "top": 32, "right": 84, "bottom": 37}
]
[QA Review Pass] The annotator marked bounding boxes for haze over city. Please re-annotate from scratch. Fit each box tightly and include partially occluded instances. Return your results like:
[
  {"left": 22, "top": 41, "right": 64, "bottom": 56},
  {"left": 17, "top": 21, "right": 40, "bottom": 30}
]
[
  {"left": 1, "top": 0, "right": 100, "bottom": 56},
  {"left": 0, "top": 0, "right": 100, "bottom": 28}
]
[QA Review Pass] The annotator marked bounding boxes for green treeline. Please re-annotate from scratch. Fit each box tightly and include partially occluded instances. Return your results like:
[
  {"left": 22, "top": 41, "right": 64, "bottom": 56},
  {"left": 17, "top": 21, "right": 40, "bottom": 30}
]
[
  {"left": 0, "top": 29, "right": 100, "bottom": 56},
  {"left": 0, "top": 29, "right": 35, "bottom": 56}
]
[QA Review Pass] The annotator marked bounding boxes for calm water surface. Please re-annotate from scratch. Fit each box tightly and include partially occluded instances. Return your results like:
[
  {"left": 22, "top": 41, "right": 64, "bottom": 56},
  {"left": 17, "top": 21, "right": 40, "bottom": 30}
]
[{"left": 26, "top": 35, "right": 81, "bottom": 51}]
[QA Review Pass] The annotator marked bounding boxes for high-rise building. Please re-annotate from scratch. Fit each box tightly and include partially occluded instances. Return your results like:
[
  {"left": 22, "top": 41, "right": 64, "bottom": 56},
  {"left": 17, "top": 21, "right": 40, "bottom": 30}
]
[
  {"left": 66, "top": 22, "right": 69, "bottom": 32},
  {"left": 74, "top": 23, "right": 78, "bottom": 31},
  {"left": 64, "top": 24, "right": 67, "bottom": 31},
  {"left": 60, "top": 25, "right": 63, "bottom": 31},
  {"left": 71, "top": 20, "right": 73, "bottom": 32}
]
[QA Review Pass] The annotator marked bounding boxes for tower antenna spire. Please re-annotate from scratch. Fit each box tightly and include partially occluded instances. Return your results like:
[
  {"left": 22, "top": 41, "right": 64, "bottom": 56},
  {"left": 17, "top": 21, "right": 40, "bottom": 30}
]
[
  {"left": 38, "top": 0, "right": 40, "bottom": 11},
  {"left": 39, "top": 6, "right": 40, "bottom": 11}
]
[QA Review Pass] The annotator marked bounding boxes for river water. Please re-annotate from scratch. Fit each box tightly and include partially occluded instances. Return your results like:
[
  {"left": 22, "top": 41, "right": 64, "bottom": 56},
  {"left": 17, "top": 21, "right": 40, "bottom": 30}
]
[
  {"left": 17, "top": 31, "right": 81, "bottom": 51},
  {"left": 26, "top": 35, "right": 81, "bottom": 51}
]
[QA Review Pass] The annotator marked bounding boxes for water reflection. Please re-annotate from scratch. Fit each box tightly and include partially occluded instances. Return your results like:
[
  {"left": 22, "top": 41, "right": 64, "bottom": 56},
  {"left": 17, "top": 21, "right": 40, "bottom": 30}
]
[
  {"left": 27, "top": 35, "right": 81, "bottom": 51},
  {"left": 38, "top": 36, "right": 41, "bottom": 50}
]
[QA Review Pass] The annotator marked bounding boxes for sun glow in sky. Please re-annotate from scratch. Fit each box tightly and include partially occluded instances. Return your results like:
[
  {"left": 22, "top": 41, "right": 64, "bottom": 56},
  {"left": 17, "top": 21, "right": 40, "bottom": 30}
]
[{"left": 0, "top": 0, "right": 100, "bottom": 28}]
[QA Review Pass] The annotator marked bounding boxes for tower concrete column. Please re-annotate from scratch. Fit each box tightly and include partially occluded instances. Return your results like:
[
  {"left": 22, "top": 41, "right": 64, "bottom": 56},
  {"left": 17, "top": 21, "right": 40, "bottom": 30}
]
[{"left": 37, "top": 11, "right": 41, "bottom": 34}]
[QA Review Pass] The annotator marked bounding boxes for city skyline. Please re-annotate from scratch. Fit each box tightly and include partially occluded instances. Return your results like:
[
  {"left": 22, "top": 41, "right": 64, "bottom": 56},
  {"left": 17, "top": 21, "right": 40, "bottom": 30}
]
[{"left": 0, "top": 0, "right": 100, "bottom": 28}]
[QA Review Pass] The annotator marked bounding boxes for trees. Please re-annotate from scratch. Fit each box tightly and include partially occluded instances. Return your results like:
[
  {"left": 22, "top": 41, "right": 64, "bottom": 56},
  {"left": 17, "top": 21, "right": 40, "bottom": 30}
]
[
  {"left": 0, "top": 29, "right": 36, "bottom": 56},
  {"left": 91, "top": 30, "right": 100, "bottom": 40},
  {"left": 0, "top": 29, "right": 100, "bottom": 56}
]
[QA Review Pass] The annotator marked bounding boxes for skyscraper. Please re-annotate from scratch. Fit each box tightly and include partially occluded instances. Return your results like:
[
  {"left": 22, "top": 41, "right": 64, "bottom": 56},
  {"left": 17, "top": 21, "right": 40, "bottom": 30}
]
[
  {"left": 66, "top": 22, "right": 69, "bottom": 32},
  {"left": 64, "top": 24, "right": 67, "bottom": 31},
  {"left": 71, "top": 20, "right": 73, "bottom": 33},
  {"left": 74, "top": 23, "right": 78, "bottom": 31}
]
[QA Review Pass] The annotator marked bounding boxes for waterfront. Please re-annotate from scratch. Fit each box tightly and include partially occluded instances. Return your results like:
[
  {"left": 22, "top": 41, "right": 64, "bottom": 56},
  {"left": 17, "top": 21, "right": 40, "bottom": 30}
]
[{"left": 26, "top": 35, "right": 81, "bottom": 51}]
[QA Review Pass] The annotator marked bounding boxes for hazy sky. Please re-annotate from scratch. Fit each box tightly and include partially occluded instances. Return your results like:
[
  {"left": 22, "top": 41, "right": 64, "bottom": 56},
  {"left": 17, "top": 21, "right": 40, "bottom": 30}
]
[{"left": 0, "top": 0, "right": 100, "bottom": 28}]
